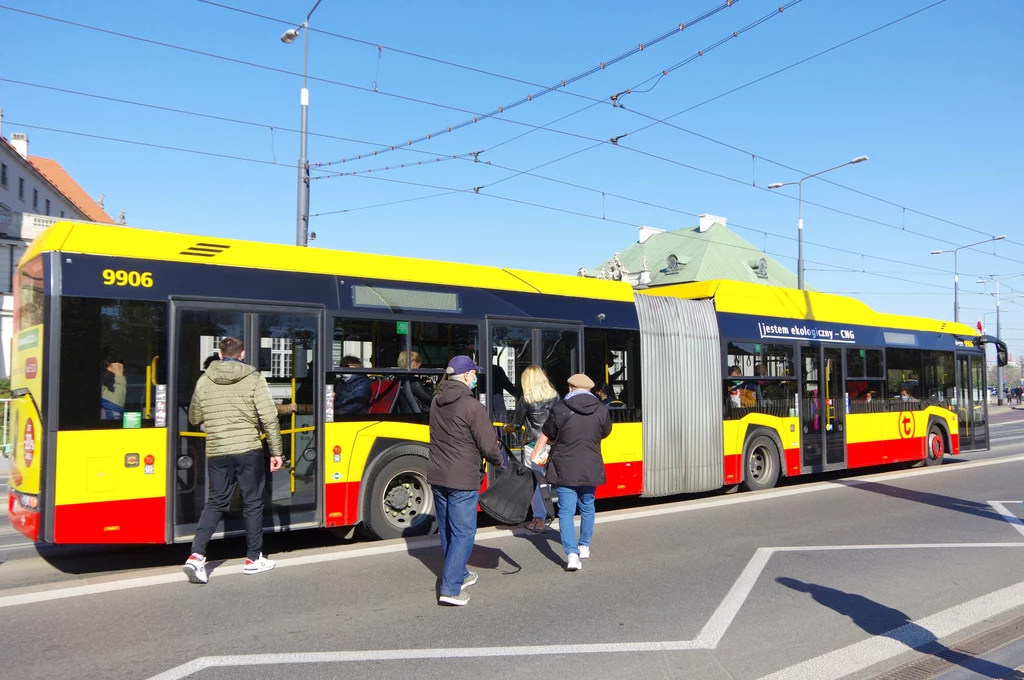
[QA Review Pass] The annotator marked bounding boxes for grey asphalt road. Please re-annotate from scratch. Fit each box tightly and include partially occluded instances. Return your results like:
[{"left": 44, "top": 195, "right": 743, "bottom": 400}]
[{"left": 2, "top": 417, "right": 1024, "bottom": 679}]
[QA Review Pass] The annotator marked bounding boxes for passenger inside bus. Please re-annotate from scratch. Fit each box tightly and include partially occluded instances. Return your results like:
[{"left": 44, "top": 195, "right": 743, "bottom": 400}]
[
  {"left": 334, "top": 356, "right": 371, "bottom": 415},
  {"left": 99, "top": 359, "right": 127, "bottom": 421}
]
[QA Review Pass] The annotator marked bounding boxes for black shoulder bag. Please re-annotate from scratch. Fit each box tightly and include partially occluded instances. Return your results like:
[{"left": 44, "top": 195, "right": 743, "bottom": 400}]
[{"left": 479, "top": 440, "right": 537, "bottom": 525}]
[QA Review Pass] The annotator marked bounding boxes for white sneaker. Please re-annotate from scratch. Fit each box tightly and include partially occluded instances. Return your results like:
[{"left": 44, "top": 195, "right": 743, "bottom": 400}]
[
  {"left": 183, "top": 553, "right": 208, "bottom": 584},
  {"left": 439, "top": 592, "right": 471, "bottom": 606},
  {"left": 567, "top": 553, "right": 583, "bottom": 571},
  {"left": 244, "top": 553, "right": 276, "bottom": 575},
  {"left": 579, "top": 545, "right": 591, "bottom": 560}
]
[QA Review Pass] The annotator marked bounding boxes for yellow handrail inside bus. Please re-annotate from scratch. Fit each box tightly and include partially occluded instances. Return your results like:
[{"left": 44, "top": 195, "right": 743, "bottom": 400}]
[
  {"left": 290, "top": 377, "right": 297, "bottom": 494},
  {"left": 144, "top": 356, "right": 159, "bottom": 420},
  {"left": 145, "top": 365, "right": 152, "bottom": 419}
]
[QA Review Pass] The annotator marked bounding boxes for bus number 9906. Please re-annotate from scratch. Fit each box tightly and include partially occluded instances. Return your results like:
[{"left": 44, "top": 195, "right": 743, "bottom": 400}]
[{"left": 102, "top": 269, "right": 154, "bottom": 288}]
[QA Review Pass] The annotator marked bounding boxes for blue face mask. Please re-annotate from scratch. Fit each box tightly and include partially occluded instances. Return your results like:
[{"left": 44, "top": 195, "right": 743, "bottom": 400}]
[{"left": 469, "top": 376, "right": 478, "bottom": 390}]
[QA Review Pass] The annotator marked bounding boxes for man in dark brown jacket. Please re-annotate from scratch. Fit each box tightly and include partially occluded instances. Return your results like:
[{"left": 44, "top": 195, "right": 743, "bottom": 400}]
[{"left": 428, "top": 355, "right": 503, "bottom": 606}]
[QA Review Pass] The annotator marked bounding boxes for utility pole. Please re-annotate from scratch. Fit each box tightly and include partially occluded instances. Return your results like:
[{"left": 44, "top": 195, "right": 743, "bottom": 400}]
[{"left": 281, "top": 0, "right": 323, "bottom": 247}]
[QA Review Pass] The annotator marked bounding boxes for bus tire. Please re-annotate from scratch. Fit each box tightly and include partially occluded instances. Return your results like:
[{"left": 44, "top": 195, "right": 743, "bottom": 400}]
[
  {"left": 741, "top": 434, "right": 781, "bottom": 492},
  {"left": 364, "top": 449, "right": 436, "bottom": 540},
  {"left": 923, "top": 425, "right": 946, "bottom": 467}
]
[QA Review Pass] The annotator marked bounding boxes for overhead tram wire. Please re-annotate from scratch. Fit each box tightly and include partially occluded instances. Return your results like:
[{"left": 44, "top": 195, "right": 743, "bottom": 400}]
[
  {"left": 9, "top": 5, "right": 1012, "bottom": 266},
  {"left": 235, "top": 0, "right": 1007, "bottom": 251},
  {"left": 324, "top": 170, "right": 995, "bottom": 290},
  {"left": 311, "top": 0, "right": 781, "bottom": 170},
  {"left": 0, "top": 77, "right": 472, "bottom": 157},
  {"left": 0, "top": 3, "right": 698, "bottom": 146},
  {"left": 298, "top": 2, "right": 1021, "bottom": 264},
  {"left": 2, "top": 121, "right": 311, "bottom": 170},
  {"left": 312, "top": 148, "right": 1004, "bottom": 284}
]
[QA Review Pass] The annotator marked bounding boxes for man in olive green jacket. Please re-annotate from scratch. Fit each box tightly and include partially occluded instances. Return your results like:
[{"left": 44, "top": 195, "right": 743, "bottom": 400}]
[{"left": 183, "top": 336, "right": 283, "bottom": 585}]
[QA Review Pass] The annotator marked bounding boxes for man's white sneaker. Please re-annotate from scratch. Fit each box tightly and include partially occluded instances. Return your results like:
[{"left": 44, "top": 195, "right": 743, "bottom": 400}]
[
  {"left": 439, "top": 592, "right": 471, "bottom": 606},
  {"left": 462, "top": 570, "right": 479, "bottom": 590},
  {"left": 244, "top": 554, "right": 276, "bottom": 575},
  {"left": 183, "top": 553, "right": 208, "bottom": 584},
  {"left": 567, "top": 553, "right": 583, "bottom": 571},
  {"left": 579, "top": 545, "right": 591, "bottom": 560}
]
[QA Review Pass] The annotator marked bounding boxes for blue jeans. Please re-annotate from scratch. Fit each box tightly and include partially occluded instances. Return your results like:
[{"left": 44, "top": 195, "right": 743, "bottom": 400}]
[
  {"left": 432, "top": 486, "right": 479, "bottom": 597},
  {"left": 556, "top": 485, "right": 596, "bottom": 556}
]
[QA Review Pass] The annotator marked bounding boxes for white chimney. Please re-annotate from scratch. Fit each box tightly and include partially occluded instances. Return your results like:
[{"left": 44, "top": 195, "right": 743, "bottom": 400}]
[
  {"left": 638, "top": 225, "right": 664, "bottom": 244},
  {"left": 11, "top": 132, "right": 28, "bottom": 158},
  {"left": 698, "top": 214, "right": 726, "bottom": 232}
]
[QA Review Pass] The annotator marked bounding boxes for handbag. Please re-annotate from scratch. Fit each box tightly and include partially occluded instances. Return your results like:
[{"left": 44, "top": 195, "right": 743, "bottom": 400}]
[{"left": 479, "top": 441, "right": 537, "bottom": 525}]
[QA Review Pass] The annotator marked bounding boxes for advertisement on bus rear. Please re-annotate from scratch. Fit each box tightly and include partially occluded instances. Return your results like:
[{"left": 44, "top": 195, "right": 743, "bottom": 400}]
[{"left": 10, "top": 323, "right": 45, "bottom": 498}]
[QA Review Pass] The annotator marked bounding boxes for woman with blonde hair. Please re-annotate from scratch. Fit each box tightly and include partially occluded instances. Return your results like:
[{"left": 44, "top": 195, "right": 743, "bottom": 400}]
[{"left": 505, "top": 365, "right": 559, "bottom": 532}]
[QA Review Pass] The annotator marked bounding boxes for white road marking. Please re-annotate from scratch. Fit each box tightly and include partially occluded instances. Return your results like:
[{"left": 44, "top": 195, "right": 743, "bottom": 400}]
[
  {"left": 755, "top": 578, "right": 1024, "bottom": 680},
  {"left": 695, "top": 547, "right": 775, "bottom": 647},
  {"left": 987, "top": 501, "right": 1024, "bottom": 538},
  {"left": 4, "top": 453, "right": 1024, "bottom": 611},
  {"left": 147, "top": 543, "right": 1024, "bottom": 679}
]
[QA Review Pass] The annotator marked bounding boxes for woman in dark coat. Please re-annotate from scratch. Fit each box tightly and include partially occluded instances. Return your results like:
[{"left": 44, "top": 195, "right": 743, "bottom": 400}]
[{"left": 532, "top": 373, "right": 612, "bottom": 571}]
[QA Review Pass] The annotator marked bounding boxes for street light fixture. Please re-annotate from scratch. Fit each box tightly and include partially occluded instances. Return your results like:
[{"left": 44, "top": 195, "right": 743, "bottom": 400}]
[
  {"left": 768, "top": 155, "right": 869, "bottom": 290},
  {"left": 929, "top": 235, "right": 1006, "bottom": 323},
  {"left": 281, "top": 0, "right": 323, "bottom": 247}
]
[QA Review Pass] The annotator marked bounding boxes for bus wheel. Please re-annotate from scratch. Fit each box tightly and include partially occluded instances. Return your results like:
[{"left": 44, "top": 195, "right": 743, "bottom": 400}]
[
  {"left": 741, "top": 435, "right": 780, "bottom": 492},
  {"left": 365, "top": 453, "right": 436, "bottom": 540},
  {"left": 924, "top": 425, "right": 946, "bottom": 467}
]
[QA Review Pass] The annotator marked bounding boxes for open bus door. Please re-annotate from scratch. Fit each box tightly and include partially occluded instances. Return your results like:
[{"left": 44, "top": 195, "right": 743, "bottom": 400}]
[{"left": 170, "top": 302, "right": 325, "bottom": 543}]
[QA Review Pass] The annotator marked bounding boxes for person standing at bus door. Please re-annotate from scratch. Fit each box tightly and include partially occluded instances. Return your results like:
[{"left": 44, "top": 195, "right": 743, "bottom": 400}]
[
  {"left": 100, "top": 360, "right": 127, "bottom": 421},
  {"left": 428, "top": 355, "right": 504, "bottom": 606},
  {"left": 334, "top": 356, "right": 371, "bottom": 415},
  {"left": 531, "top": 373, "right": 611, "bottom": 572},
  {"left": 505, "top": 365, "right": 560, "bottom": 533},
  {"left": 182, "top": 337, "right": 283, "bottom": 585},
  {"left": 489, "top": 362, "right": 521, "bottom": 420}
]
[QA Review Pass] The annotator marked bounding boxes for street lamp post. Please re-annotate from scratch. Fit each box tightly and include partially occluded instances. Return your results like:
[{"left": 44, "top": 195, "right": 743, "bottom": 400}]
[
  {"left": 930, "top": 235, "right": 1006, "bottom": 323},
  {"left": 768, "top": 155, "right": 868, "bottom": 290},
  {"left": 281, "top": 0, "right": 323, "bottom": 247}
]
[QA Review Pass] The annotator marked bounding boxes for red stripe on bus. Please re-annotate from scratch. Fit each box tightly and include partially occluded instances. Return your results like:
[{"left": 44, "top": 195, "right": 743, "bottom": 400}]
[
  {"left": 784, "top": 448, "right": 801, "bottom": 477},
  {"left": 53, "top": 497, "right": 164, "bottom": 543},
  {"left": 847, "top": 437, "right": 925, "bottom": 469},
  {"left": 951, "top": 433, "right": 960, "bottom": 455},
  {"left": 597, "top": 461, "right": 643, "bottom": 498},
  {"left": 325, "top": 481, "right": 359, "bottom": 528},
  {"left": 724, "top": 454, "right": 742, "bottom": 485},
  {"left": 7, "top": 490, "right": 40, "bottom": 542}
]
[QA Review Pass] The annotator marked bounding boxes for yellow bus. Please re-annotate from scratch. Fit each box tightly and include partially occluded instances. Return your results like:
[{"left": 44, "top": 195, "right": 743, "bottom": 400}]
[{"left": 5, "top": 222, "right": 1006, "bottom": 543}]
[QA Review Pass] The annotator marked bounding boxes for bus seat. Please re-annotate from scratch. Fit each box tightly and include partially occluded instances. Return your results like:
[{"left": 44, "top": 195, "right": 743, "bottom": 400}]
[{"left": 368, "top": 378, "right": 400, "bottom": 414}]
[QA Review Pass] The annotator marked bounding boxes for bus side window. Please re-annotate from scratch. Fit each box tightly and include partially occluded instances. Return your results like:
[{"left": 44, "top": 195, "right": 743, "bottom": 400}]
[
  {"left": 583, "top": 327, "right": 642, "bottom": 422},
  {"left": 58, "top": 298, "right": 168, "bottom": 430}
]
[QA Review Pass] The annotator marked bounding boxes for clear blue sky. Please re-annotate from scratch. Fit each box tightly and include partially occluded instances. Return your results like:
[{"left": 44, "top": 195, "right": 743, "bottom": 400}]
[{"left": 2, "top": 1, "right": 1022, "bottom": 352}]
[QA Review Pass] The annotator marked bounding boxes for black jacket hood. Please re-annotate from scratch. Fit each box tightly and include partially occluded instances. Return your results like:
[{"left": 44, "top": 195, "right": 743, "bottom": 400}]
[{"left": 564, "top": 392, "right": 602, "bottom": 416}]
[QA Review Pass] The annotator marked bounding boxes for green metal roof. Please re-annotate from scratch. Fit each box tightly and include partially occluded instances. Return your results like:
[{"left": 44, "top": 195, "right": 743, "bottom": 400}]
[{"left": 590, "top": 221, "right": 797, "bottom": 288}]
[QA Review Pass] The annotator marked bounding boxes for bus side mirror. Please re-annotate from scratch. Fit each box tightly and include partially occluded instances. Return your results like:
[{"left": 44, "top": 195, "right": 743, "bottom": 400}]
[{"left": 998, "top": 346, "right": 1008, "bottom": 368}]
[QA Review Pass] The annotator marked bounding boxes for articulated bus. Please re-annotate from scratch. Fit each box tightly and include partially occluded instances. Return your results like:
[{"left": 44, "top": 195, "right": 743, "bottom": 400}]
[{"left": 6, "top": 222, "right": 1007, "bottom": 543}]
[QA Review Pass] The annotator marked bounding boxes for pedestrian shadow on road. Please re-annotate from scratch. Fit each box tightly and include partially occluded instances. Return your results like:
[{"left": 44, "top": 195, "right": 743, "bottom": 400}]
[
  {"left": 407, "top": 541, "right": 523, "bottom": 597},
  {"left": 777, "top": 577, "right": 1015, "bottom": 678},
  {"left": 835, "top": 481, "right": 1009, "bottom": 526}
]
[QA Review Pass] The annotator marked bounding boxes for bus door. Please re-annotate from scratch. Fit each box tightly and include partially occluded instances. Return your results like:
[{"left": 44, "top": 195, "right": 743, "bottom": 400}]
[
  {"left": 799, "top": 345, "right": 847, "bottom": 471},
  {"left": 956, "top": 353, "right": 989, "bottom": 451},
  {"left": 487, "top": 319, "right": 582, "bottom": 443},
  {"left": 170, "top": 302, "right": 324, "bottom": 542}
]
